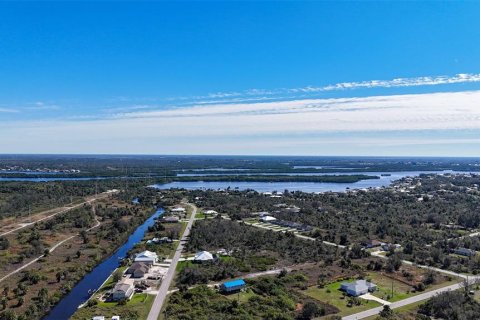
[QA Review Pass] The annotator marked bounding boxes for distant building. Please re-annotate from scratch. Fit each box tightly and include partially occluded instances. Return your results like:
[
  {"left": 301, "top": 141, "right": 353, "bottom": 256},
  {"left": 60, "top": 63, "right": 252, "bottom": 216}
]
[
  {"left": 112, "top": 280, "right": 134, "bottom": 301},
  {"left": 204, "top": 210, "right": 218, "bottom": 215},
  {"left": 363, "top": 240, "right": 383, "bottom": 248},
  {"left": 162, "top": 216, "right": 180, "bottom": 223},
  {"left": 134, "top": 250, "right": 158, "bottom": 265},
  {"left": 171, "top": 207, "right": 186, "bottom": 214},
  {"left": 221, "top": 279, "right": 246, "bottom": 293},
  {"left": 340, "top": 280, "right": 377, "bottom": 297},
  {"left": 92, "top": 317, "right": 105, "bottom": 320},
  {"left": 453, "top": 247, "right": 477, "bottom": 257},
  {"left": 285, "top": 205, "right": 300, "bottom": 213},
  {"left": 194, "top": 250, "right": 214, "bottom": 263},
  {"left": 381, "top": 243, "right": 402, "bottom": 252},
  {"left": 147, "top": 237, "right": 172, "bottom": 245},
  {"left": 260, "top": 216, "right": 277, "bottom": 222},
  {"left": 126, "top": 262, "right": 150, "bottom": 278}
]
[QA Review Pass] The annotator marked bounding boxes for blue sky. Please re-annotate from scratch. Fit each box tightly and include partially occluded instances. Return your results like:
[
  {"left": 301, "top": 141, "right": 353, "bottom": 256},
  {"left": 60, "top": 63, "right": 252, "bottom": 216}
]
[{"left": 1, "top": 1, "right": 480, "bottom": 156}]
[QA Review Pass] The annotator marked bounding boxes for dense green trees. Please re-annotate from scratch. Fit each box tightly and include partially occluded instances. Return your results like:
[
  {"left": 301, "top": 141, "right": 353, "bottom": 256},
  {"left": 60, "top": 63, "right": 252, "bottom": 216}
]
[{"left": 418, "top": 291, "right": 480, "bottom": 319}]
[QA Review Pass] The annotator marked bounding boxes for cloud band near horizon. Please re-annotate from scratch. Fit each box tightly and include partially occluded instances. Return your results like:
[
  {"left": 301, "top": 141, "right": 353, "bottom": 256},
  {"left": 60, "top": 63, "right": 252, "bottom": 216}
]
[{"left": 1, "top": 90, "right": 480, "bottom": 156}]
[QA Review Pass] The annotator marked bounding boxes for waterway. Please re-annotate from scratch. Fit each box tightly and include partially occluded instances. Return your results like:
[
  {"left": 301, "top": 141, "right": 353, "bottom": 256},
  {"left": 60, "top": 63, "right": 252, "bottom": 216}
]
[
  {"left": 154, "top": 170, "right": 469, "bottom": 193},
  {"left": 43, "top": 207, "right": 164, "bottom": 320}
]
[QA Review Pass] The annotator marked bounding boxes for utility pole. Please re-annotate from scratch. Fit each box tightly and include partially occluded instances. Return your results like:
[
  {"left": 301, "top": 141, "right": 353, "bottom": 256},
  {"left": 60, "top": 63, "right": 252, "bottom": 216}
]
[{"left": 391, "top": 280, "right": 394, "bottom": 298}]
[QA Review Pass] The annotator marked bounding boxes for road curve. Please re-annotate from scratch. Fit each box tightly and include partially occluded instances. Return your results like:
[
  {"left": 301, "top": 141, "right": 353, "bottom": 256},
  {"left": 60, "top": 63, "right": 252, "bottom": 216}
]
[{"left": 146, "top": 203, "right": 197, "bottom": 320}]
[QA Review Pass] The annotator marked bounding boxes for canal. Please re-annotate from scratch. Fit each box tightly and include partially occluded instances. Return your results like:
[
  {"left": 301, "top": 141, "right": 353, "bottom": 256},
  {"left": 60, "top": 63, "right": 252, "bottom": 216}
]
[{"left": 43, "top": 207, "right": 164, "bottom": 320}]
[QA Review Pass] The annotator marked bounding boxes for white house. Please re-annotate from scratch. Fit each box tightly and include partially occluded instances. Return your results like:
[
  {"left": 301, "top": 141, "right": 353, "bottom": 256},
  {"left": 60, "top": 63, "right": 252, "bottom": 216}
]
[
  {"left": 171, "top": 207, "right": 186, "bottom": 213},
  {"left": 204, "top": 210, "right": 218, "bottom": 215},
  {"left": 260, "top": 216, "right": 277, "bottom": 222},
  {"left": 134, "top": 250, "right": 158, "bottom": 265},
  {"left": 194, "top": 250, "right": 214, "bottom": 262},
  {"left": 93, "top": 317, "right": 105, "bottom": 320}
]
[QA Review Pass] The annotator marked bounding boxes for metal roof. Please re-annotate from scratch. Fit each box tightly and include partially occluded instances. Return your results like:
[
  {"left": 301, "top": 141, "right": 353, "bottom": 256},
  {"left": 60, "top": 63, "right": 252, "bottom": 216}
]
[{"left": 222, "top": 279, "right": 246, "bottom": 288}]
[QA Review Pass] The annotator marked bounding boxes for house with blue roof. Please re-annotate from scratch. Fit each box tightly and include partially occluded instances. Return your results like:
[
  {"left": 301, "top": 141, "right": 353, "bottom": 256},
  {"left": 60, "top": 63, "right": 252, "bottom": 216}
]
[{"left": 220, "top": 279, "right": 246, "bottom": 293}]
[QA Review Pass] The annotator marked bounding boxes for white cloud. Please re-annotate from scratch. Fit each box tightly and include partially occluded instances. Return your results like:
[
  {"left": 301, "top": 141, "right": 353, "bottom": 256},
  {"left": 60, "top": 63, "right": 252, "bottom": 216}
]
[
  {"left": 1, "top": 90, "right": 480, "bottom": 155},
  {"left": 0, "top": 107, "right": 19, "bottom": 113},
  {"left": 168, "top": 73, "right": 480, "bottom": 104}
]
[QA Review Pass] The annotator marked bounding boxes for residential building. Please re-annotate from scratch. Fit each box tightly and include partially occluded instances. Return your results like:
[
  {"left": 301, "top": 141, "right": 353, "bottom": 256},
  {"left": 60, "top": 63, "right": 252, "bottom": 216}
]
[
  {"left": 171, "top": 207, "right": 186, "bottom": 214},
  {"left": 112, "top": 280, "right": 134, "bottom": 301},
  {"left": 363, "top": 240, "right": 383, "bottom": 248},
  {"left": 453, "top": 247, "right": 477, "bottom": 257},
  {"left": 134, "top": 250, "right": 158, "bottom": 265},
  {"left": 126, "top": 262, "right": 150, "bottom": 278},
  {"left": 221, "top": 279, "right": 246, "bottom": 293},
  {"left": 260, "top": 215, "right": 277, "bottom": 222},
  {"left": 162, "top": 216, "right": 180, "bottom": 223},
  {"left": 340, "top": 280, "right": 377, "bottom": 297},
  {"left": 204, "top": 210, "right": 218, "bottom": 215},
  {"left": 194, "top": 250, "right": 214, "bottom": 263}
]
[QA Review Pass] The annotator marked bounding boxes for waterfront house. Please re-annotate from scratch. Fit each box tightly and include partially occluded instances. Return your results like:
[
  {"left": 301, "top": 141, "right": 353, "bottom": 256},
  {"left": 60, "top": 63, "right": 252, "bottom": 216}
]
[
  {"left": 162, "top": 216, "right": 180, "bottom": 223},
  {"left": 340, "top": 280, "right": 377, "bottom": 297},
  {"left": 147, "top": 237, "right": 173, "bottom": 245},
  {"left": 221, "top": 279, "right": 246, "bottom": 293},
  {"left": 126, "top": 262, "right": 150, "bottom": 278},
  {"left": 134, "top": 250, "right": 158, "bottom": 265},
  {"left": 112, "top": 280, "right": 134, "bottom": 301},
  {"left": 171, "top": 207, "right": 186, "bottom": 214},
  {"left": 194, "top": 250, "right": 214, "bottom": 263}
]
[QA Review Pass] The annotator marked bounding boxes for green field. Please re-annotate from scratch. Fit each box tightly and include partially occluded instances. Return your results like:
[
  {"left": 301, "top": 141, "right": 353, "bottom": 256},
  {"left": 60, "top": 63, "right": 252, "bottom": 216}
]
[
  {"left": 304, "top": 281, "right": 381, "bottom": 317},
  {"left": 72, "top": 293, "right": 154, "bottom": 320}
]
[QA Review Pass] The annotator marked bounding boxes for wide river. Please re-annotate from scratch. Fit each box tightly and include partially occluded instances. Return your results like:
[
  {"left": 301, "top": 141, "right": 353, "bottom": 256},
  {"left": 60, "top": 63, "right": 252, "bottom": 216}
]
[
  {"left": 154, "top": 170, "right": 467, "bottom": 193},
  {"left": 0, "top": 170, "right": 473, "bottom": 192},
  {"left": 43, "top": 207, "right": 164, "bottom": 320}
]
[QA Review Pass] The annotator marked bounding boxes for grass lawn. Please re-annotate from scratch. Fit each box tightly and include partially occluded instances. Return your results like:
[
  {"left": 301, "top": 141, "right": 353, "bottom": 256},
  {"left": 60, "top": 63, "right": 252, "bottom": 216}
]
[
  {"left": 304, "top": 281, "right": 381, "bottom": 317},
  {"left": 366, "top": 272, "right": 412, "bottom": 302},
  {"left": 97, "top": 266, "right": 128, "bottom": 293},
  {"left": 224, "top": 288, "right": 256, "bottom": 303},
  {"left": 363, "top": 300, "right": 425, "bottom": 320},
  {"left": 72, "top": 293, "right": 154, "bottom": 320},
  {"left": 195, "top": 211, "right": 205, "bottom": 219}
]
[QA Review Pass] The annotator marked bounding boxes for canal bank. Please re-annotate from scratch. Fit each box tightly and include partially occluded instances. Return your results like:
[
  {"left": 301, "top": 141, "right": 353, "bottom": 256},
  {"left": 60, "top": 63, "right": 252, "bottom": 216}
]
[{"left": 43, "top": 207, "right": 164, "bottom": 320}]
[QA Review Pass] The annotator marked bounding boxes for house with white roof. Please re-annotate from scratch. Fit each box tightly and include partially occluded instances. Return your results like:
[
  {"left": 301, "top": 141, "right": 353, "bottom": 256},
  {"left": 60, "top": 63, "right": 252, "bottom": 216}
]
[
  {"left": 260, "top": 216, "right": 277, "bottom": 222},
  {"left": 134, "top": 250, "right": 158, "bottom": 265},
  {"left": 204, "top": 210, "right": 218, "bottom": 215},
  {"left": 193, "top": 250, "right": 214, "bottom": 263},
  {"left": 171, "top": 207, "right": 186, "bottom": 213}
]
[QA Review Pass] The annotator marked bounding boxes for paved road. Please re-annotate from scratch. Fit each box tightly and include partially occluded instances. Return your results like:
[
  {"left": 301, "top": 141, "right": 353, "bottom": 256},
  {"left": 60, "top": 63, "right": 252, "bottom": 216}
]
[
  {"left": 343, "top": 281, "right": 465, "bottom": 320},
  {"left": 343, "top": 251, "right": 478, "bottom": 319},
  {"left": 0, "top": 189, "right": 117, "bottom": 237},
  {"left": 370, "top": 250, "right": 469, "bottom": 279},
  {"left": 165, "top": 267, "right": 292, "bottom": 295},
  {"left": 245, "top": 221, "right": 346, "bottom": 249},
  {"left": 147, "top": 203, "right": 197, "bottom": 320}
]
